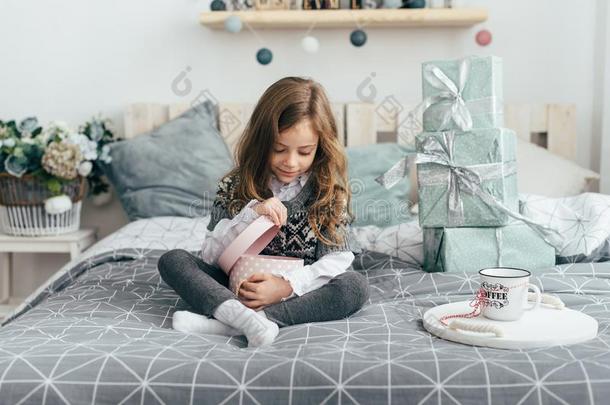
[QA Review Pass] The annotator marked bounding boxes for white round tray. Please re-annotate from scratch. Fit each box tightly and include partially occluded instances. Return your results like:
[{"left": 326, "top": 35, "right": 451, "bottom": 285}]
[{"left": 423, "top": 301, "right": 598, "bottom": 350}]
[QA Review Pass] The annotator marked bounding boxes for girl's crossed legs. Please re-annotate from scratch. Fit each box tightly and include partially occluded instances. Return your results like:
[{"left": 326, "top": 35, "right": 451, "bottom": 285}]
[{"left": 157, "top": 249, "right": 369, "bottom": 332}]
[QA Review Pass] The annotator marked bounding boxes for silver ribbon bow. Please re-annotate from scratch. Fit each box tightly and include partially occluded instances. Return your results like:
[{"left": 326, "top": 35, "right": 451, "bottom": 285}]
[
  {"left": 495, "top": 228, "right": 503, "bottom": 267},
  {"left": 416, "top": 131, "right": 515, "bottom": 227},
  {"left": 416, "top": 131, "right": 563, "bottom": 250},
  {"left": 422, "top": 57, "right": 474, "bottom": 131},
  {"left": 376, "top": 56, "right": 502, "bottom": 190}
]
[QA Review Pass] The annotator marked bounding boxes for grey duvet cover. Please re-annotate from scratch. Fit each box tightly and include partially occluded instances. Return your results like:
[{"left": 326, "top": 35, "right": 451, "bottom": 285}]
[{"left": 1, "top": 249, "right": 609, "bottom": 405}]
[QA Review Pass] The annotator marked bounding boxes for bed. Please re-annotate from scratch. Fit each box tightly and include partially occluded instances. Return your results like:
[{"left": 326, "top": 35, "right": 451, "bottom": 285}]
[
  {"left": 1, "top": 212, "right": 610, "bottom": 404},
  {"left": 1, "top": 102, "right": 609, "bottom": 404}
]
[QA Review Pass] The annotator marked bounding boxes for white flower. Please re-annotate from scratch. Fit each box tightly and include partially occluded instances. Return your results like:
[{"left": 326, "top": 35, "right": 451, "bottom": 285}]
[
  {"left": 45, "top": 195, "right": 72, "bottom": 215},
  {"left": 38, "top": 132, "right": 51, "bottom": 145},
  {"left": 78, "top": 161, "right": 93, "bottom": 177},
  {"left": 45, "top": 121, "right": 71, "bottom": 140},
  {"left": 3, "top": 138, "right": 15, "bottom": 148},
  {"left": 100, "top": 144, "right": 112, "bottom": 163},
  {"left": 33, "top": 136, "right": 47, "bottom": 146},
  {"left": 50, "top": 121, "right": 70, "bottom": 131},
  {"left": 67, "top": 133, "right": 98, "bottom": 161},
  {"left": 48, "top": 121, "right": 70, "bottom": 134}
]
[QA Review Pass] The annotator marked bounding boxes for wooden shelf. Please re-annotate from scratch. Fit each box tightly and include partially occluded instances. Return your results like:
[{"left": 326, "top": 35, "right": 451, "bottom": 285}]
[{"left": 200, "top": 8, "right": 488, "bottom": 30}]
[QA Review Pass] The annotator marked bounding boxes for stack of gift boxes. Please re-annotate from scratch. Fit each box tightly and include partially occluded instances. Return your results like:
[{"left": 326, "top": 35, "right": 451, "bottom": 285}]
[{"left": 415, "top": 55, "right": 557, "bottom": 272}]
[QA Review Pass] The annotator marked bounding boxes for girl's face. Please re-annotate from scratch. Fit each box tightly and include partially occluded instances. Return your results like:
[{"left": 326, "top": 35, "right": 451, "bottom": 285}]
[{"left": 270, "top": 118, "right": 319, "bottom": 184}]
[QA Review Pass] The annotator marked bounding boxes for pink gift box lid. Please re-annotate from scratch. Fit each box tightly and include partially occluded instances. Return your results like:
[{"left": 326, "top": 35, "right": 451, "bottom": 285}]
[{"left": 217, "top": 215, "right": 280, "bottom": 274}]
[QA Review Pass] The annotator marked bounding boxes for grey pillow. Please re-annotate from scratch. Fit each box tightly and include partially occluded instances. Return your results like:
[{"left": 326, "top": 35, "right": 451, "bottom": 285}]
[
  {"left": 104, "top": 102, "right": 233, "bottom": 221},
  {"left": 347, "top": 143, "right": 412, "bottom": 228}
]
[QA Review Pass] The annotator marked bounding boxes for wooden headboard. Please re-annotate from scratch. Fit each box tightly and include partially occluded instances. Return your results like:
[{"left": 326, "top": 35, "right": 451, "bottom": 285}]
[
  {"left": 124, "top": 101, "right": 579, "bottom": 162},
  {"left": 124, "top": 101, "right": 599, "bottom": 195}
]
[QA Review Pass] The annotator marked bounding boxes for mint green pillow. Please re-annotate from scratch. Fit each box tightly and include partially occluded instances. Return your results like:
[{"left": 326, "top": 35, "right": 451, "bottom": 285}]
[{"left": 347, "top": 143, "right": 412, "bottom": 227}]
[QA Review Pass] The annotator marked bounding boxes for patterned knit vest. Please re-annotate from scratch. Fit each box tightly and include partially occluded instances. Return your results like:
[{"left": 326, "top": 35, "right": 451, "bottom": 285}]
[{"left": 207, "top": 173, "right": 360, "bottom": 265}]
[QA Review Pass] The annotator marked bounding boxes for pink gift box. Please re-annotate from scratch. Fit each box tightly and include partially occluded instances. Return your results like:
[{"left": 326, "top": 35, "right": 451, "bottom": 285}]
[{"left": 217, "top": 216, "right": 304, "bottom": 294}]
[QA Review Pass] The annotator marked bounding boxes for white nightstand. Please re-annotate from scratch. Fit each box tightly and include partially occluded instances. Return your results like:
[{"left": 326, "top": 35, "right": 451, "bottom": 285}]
[{"left": 0, "top": 228, "right": 97, "bottom": 321}]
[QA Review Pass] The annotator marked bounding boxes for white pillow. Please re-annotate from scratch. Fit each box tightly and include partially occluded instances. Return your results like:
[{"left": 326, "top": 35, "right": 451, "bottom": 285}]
[{"left": 515, "top": 138, "right": 599, "bottom": 197}]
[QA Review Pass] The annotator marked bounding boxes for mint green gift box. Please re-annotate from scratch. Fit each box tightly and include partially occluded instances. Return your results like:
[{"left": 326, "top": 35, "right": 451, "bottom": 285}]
[
  {"left": 422, "top": 222, "right": 556, "bottom": 273},
  {"left": 416, "top": 128, "right": 518, "bottom": 228},
  {"left": 421, "top": 55, "right": 503, "bottom": 131}
]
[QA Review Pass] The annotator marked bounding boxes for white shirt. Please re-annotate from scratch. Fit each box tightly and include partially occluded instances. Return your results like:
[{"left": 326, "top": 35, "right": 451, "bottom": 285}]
[{"left": 201, "top": 171, "right": 355, "bottom": 297}]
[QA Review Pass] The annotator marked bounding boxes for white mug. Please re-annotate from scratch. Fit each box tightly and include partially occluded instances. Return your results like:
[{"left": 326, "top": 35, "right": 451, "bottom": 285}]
[{"left": 478, "top": 267, "right": 542, "bottom": 321}]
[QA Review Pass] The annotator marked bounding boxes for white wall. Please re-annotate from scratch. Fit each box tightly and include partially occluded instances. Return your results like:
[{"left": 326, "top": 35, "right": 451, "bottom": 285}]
[
  {"left": 0, "top": 0, "right": 604, "bottom": 297},
  {"left": 596, "top": 0, "right": 610, "bottom": 193}
]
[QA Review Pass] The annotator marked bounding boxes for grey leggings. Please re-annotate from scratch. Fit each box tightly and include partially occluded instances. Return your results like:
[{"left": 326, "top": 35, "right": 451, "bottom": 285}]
[{"left": 157, "top": 249, "right": 370, "bottom": 327}]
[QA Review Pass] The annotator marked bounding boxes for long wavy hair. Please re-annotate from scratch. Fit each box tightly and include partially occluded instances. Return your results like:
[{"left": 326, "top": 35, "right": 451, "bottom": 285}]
[{"left": 224, "top": 76, "right": 353, "bottom": 247}]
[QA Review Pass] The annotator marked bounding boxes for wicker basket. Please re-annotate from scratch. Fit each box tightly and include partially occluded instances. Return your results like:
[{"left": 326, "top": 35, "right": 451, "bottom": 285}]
[{"left": 0, "top": 174, "right": 86, "bottom": 236}]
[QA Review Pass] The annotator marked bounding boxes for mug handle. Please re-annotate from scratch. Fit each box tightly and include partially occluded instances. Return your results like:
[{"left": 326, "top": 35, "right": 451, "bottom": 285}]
[{"left": 525, "top": 283, "right": 541, "bottom": 310}]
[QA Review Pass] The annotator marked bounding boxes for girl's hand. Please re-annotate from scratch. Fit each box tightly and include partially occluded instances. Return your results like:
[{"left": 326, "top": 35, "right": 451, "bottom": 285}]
[
  {"left": 253, "top": 197, "right": 287, "bottom": 227},
  {"left": 238, "top": 273, "right": 293, "bottom": 311}
]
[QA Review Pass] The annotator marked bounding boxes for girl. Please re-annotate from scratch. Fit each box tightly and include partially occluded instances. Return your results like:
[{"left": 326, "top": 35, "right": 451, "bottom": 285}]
[{"left": 158, "top": 77, "right": 369, "bottom": 347}]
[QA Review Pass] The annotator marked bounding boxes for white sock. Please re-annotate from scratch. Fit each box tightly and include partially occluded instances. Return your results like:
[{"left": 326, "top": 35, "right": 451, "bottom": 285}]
[
  {"left": 173, "top": 311, "right": 240, "bottom": 336},
  {"left": 213, "top": 299, "right": 279, "bottom": 347}
]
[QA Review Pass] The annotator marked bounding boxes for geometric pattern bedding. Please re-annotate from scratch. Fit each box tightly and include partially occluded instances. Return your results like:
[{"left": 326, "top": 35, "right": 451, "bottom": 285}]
[
  {"left": 77, "top": 192, "right": 610, "bottom": 269},
  {"left": 353, "top": 193, "right": 610, "bottom": 266},
  {"left": 1, "top": 248, "right": 610, "bottom": 404},
  {"left": 62, "top": 190, "right": 610, "bottom": 273},
  {"left": 520, "top": 193, "right": 610, "bottom": 262}
]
